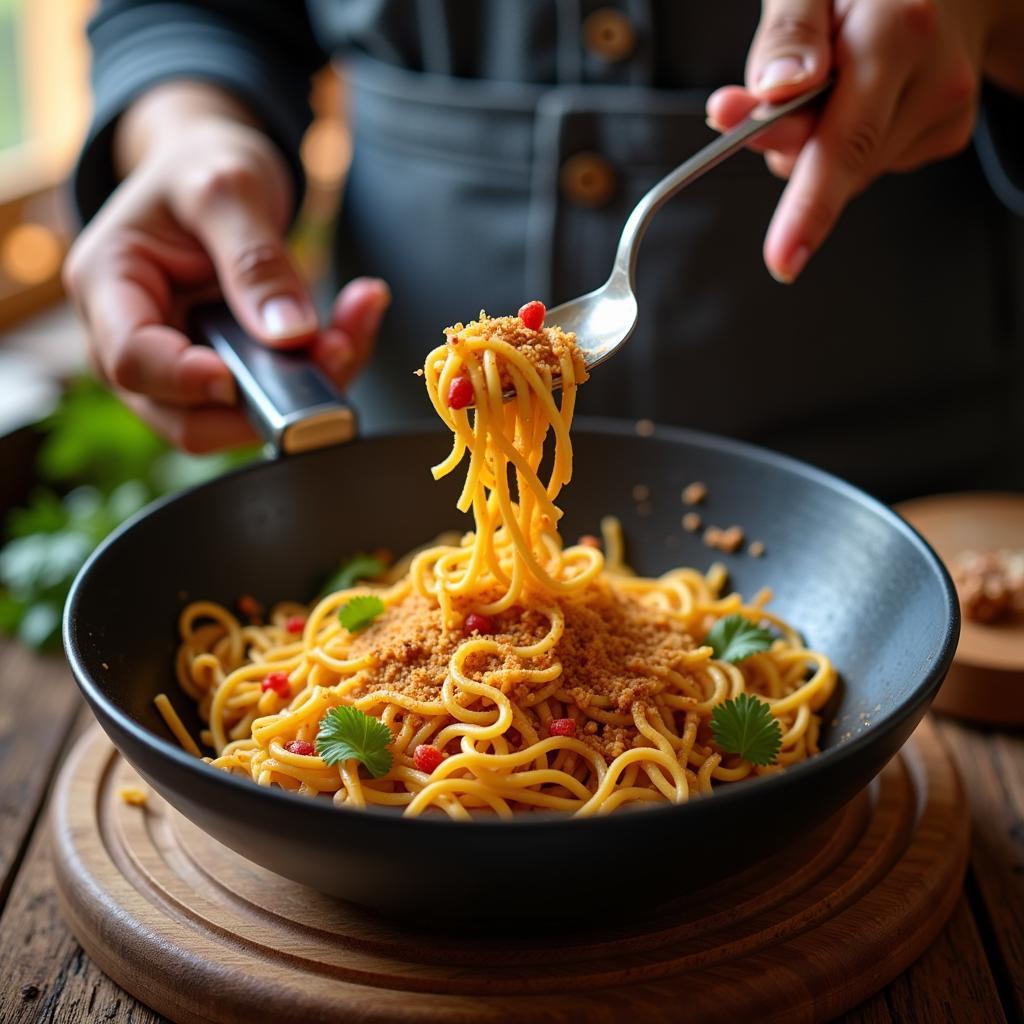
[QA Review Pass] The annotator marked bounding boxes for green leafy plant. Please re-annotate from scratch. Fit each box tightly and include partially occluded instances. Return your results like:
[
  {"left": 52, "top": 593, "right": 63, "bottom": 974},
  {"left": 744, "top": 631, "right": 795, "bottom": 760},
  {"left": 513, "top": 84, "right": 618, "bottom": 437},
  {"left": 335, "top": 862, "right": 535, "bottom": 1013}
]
[
  {"left": 0, "top": 377, "right": 260, "bottom": 650},
  {"left": 705, "top": 614, "right": 774, "bottom": 663},
  {"left": 710, "top": 693, "right": 783, "bottom": 766},
  {"left": 316, "top": 705, "right": 393, "bottom": 778}
]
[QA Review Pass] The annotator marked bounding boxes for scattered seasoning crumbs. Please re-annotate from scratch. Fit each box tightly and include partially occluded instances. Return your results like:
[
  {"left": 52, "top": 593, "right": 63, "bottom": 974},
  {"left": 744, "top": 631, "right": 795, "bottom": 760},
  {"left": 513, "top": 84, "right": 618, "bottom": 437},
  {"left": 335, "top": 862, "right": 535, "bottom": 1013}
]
[
  {"left": 635, "top": 419, "right": 655, "bottom": 437},
  {"left": 704, "top": 525, "right": 744, "bottom": 553},
  {"left": 101, "top": 662, "right": 109, "bottom": 670},
  {"left": 748, "top": 540, "right": 765, "bottom": 557},
  {"left": 632, "top": 484, "right": 650, "bottom": 502},
  {"left": 682, "top": 481, "right": 707, "bottom": 505},
  {"left": 584, "top": 720, "right": 599, "bottom": 734},
  {"left": 682, "top": 512, "right": 702, "bottom": 532},
  {"left": 118, "top": 786, "right": 148, "bottom": 807}
]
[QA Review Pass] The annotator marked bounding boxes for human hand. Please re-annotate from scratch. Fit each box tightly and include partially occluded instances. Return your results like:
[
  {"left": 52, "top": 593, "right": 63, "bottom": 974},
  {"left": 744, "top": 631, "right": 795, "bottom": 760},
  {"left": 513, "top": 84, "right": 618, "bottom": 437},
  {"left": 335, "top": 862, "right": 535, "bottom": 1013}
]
[
  {"left": 64, "top": 85, "right": 389, "bottom": 452},
  {"left": 706, "top": 0, "right": 1022, "bottom": 283}
]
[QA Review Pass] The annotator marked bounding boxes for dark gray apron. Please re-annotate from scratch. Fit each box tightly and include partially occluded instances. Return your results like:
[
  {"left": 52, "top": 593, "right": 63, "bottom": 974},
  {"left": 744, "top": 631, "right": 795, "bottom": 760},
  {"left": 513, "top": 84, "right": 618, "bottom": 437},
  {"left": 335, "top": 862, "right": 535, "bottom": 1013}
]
[{"left": 335, "top": 29, "right": 1024, "bottom": 499}]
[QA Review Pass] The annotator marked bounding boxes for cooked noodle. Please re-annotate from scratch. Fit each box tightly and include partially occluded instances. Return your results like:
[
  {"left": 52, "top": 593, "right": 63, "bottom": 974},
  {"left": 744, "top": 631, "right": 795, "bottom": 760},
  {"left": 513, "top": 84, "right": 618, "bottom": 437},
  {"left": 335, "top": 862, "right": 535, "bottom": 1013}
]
[{"left": 168, "top": 310, "right": 837, "bottom": 818}]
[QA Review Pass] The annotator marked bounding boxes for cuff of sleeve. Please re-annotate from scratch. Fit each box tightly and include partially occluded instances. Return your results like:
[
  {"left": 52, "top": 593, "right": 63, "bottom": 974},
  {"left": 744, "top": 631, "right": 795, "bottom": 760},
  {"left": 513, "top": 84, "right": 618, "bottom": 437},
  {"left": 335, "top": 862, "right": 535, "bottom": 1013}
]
[
  {"left": 73, "top": 10, "right": 315, "bottom": 226},
  {"left": 975, "top": 82, "right": 1024, "bottom": 218}
]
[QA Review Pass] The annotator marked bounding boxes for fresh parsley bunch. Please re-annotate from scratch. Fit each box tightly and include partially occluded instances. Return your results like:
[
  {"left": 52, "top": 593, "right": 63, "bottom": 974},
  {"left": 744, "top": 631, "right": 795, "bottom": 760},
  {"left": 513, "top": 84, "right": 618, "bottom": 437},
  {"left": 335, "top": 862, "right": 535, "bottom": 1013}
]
[{"left": 0, "top": 377, "right": 258, "bottom": 650}]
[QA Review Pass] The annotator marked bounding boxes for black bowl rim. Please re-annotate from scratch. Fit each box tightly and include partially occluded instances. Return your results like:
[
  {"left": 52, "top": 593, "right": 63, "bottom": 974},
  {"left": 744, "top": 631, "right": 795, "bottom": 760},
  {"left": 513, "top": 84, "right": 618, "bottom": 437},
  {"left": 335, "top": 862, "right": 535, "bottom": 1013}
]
[{"left": 63, "top": 417, "right": 960, "bottom": 832}]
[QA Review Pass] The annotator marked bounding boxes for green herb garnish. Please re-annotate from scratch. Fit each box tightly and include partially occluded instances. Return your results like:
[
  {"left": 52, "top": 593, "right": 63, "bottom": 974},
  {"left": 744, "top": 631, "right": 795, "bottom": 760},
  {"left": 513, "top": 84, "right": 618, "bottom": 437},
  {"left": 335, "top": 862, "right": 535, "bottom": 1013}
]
[
  {"left": 321, "top": 553, "right": 387, "bottom": 595},
  {"left": 316, "top": 706, "right": 393, "bottom": 778},
  {"left": 710, "top": 693, "right": 783, "bottom": 766},
  {"left": 338, "top": 594, "right": 385, "bottom": 632},
  {"left": 705, "top": 614, "right": 774, "bottom": 663}
]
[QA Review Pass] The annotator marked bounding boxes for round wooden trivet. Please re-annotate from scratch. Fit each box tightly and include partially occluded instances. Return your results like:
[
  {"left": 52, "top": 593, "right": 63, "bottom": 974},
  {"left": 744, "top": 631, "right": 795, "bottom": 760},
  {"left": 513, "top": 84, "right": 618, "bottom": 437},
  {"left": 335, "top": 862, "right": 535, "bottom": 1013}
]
[{"left": 52, "top": 720, "right": 967, "bottom": 1024}]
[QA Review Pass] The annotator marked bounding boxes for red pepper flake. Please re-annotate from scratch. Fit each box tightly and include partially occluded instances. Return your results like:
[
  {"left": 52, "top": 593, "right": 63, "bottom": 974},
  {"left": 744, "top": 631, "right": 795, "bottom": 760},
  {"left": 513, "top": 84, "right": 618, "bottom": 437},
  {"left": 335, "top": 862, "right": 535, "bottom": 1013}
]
[
  {"left": 447, "top": 375, "right": 474, "bottom": 410},
  {"left": 413, "top": 744, "right": 444, "bottom": 773},
  {"left": 578, "top": 534, "right": 602, "bottom": 549},
  {"left": 518, "top": 300, "right": 546, "bottom": 331},
  {"left": 285, "top": 615, "right": 306, "bottom": 634},
  {"left": 237, "top": 594, "right": 263, "bottom": 620},
  {"left": 285, "top": 739, "right": 316, "bottom": 756},
  {"left": 261, "top": 671, "right": 291, "bottom": 697},
  {"left": 464, "top": 612, "right": 494, "bottom": 634},
  {"left": 548, "top": 718, "right": 577, "bottom": 738}
]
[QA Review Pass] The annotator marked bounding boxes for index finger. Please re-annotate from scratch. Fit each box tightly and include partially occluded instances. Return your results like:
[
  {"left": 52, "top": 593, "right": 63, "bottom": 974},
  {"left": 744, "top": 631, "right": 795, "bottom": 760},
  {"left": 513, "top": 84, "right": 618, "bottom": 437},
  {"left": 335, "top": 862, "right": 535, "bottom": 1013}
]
[{"left": 763, "top": 63, "right": 906, "bottom": 282}]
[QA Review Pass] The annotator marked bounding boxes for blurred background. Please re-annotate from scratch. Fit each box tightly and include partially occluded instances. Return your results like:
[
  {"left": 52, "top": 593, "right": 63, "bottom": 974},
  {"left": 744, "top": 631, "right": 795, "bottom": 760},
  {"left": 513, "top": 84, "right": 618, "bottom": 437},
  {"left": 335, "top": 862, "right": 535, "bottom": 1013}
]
[{"left": 0, "top": 0, "right": 348, "bottom": 650}]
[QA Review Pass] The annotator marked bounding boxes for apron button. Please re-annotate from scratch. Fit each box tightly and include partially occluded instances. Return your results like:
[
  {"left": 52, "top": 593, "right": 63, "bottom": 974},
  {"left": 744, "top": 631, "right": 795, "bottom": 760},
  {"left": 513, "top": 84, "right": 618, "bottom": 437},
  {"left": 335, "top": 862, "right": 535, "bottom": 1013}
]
[
  {"left": 582, "top": 8, "right": 636, "bottom": 63},
  {"left": 560, "top": 153, "right": 617, "bottom": 207}
]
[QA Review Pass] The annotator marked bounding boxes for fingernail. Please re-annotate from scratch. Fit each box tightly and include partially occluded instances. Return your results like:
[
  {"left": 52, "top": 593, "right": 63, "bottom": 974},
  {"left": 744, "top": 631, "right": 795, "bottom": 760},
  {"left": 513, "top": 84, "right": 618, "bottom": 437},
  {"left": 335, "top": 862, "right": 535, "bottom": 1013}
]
[
  {"left": 757, "top": 57, "right": 808, "bottom": 92},
  {"left": 208, "top": 377, "right": 235, "bottom": 404},
  {"left": 770, "top": 244, "right": 811, "bottom": 284},
  {"left": 261, "top": 296, "right": 316, "bottom": 339}
]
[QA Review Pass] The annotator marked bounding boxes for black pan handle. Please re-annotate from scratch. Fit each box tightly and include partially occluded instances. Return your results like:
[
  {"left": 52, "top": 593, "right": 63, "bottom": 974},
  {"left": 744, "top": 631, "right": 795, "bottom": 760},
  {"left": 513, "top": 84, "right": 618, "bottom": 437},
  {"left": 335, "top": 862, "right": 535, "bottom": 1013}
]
[{"left": 189, "top": 302, "right": 357, "bottom": 454}]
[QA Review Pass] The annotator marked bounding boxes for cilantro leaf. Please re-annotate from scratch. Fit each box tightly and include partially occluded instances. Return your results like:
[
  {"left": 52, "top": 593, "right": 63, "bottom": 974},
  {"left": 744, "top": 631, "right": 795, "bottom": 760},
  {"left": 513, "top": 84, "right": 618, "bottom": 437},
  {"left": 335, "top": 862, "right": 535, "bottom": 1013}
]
[
  {"left": 710, "top": 693, "right": 783, "bottom": 766},
  {"left": 316, "top": 706, "right": 393, "bottom": 778},
  {"left": 338, "top": 594, "right": 385, "bottom": 632},
  {"left": 322, "top": 553, "right": 387, "bottom": 595},
  {"left": 705, "top": 614, "right": 774, "bottom": 663}
]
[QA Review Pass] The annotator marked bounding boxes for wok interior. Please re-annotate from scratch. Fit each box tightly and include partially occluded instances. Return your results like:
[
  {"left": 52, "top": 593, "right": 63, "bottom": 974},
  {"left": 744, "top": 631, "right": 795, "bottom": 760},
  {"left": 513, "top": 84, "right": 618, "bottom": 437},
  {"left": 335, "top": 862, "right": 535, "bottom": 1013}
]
[{"left": 70, "top": 422, "right": 954, "bottom": 769}]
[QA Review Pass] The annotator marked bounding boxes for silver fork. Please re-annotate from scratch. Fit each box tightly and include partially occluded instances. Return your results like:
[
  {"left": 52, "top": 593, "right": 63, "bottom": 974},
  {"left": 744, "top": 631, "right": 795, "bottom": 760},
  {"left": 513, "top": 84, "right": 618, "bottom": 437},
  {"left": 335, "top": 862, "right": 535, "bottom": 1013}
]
[{"left": 544, "top": 81, "right": 831, "bottom": 376}]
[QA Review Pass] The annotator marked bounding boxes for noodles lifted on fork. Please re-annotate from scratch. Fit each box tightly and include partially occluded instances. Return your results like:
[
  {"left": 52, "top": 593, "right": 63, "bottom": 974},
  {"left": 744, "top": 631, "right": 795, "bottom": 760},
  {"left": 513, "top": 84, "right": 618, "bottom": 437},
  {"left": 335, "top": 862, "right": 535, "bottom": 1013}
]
[{"left": 167, "top": 308, "right": 837, "bottom": 818}]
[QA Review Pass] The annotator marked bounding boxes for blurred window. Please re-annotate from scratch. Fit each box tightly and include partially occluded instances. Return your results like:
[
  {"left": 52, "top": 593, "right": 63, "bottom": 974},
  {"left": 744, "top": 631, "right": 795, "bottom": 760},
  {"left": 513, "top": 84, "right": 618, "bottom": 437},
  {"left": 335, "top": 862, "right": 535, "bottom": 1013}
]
[{"left": 0, "top": 0, "right": 92, "bottom": 329}]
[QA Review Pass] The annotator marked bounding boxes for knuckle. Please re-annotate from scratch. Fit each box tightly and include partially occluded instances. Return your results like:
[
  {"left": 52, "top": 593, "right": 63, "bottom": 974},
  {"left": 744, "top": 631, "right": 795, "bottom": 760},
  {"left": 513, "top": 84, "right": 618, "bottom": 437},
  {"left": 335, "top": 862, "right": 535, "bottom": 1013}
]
[
  {"left": 943, "top": 58, "right": 977, "bottom": 110},
  {"left": 190, "top": 160, "right": 260, "bottom": 210},
  {"left": 763, "top": 12, "right": 822, "bottom": 48},
  {"left": 228, "top": 242, "right": 291, "bottom": 290},
  {"left": 837, "top": 119, "right": 882, "bottom": 176}
]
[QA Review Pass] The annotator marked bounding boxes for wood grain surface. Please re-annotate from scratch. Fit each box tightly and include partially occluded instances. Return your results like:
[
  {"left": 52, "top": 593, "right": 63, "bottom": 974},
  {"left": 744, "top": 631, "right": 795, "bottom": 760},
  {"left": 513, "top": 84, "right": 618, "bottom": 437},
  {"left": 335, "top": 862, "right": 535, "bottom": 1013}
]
[
  {"left": 0, "top": 642, "right": 1019, "bottom": 1023},
  {"left": 42, "top": 718, "right": 966, "bottom": 1024}
]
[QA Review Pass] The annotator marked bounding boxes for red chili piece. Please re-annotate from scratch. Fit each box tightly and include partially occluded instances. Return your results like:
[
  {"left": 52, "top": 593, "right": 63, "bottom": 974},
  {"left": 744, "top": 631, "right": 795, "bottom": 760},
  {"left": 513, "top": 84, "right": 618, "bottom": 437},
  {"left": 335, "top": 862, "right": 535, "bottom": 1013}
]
[
  {"left": 548, "top": 718, "right": 577, "bottom": 738},
  {"left": 285, "top": 615, "right": 306, "bottom": 634},
  {"left": 261, "top": 671, "right": 291, "bottom": 697},
  {"left": 518, "top": 300, "right": 546, "bottom": 331},
  {"left": 464, "top": 612, "right": 494, "bottom": 635},
  {"left": 414, "top": 744, "right": 444, "bottom": 773},
  {"left": 285, "top": 739, "right": 316, "bottom": 756},
  {"left": 447, "top": 375, "right": 474, "bottom": 410},
  {"left": 578, "top": 535, "right": 602, "bottom": 549}
]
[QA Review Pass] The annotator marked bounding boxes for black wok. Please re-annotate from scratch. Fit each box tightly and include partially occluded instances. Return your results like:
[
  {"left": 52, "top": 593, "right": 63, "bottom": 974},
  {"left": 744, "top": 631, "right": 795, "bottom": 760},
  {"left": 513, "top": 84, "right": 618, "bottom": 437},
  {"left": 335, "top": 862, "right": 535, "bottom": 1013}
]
[{"left": 63, "top": 308, "right": 959, "bottom": 920}]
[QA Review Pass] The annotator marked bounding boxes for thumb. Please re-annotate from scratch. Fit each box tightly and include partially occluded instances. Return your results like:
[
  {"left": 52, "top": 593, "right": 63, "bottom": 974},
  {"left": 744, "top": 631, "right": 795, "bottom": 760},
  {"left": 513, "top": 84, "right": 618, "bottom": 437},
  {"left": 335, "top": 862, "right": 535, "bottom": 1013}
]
[
  {"left": 184, "top": 189, "right": 318, "bottom": 348},
  {"left": 747, "top": 0, "right": 832, "bottom": 99}
]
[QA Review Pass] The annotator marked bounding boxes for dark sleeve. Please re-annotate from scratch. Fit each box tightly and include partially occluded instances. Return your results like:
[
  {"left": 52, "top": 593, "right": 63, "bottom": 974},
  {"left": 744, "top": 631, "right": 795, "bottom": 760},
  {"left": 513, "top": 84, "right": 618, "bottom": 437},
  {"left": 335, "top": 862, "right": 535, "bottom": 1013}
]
[
  {"left": 975, "top": 82, "right": 1024, "bottom": 218},
  {"left": 73, "top": 0, "right": 328, "bottom": 225}
]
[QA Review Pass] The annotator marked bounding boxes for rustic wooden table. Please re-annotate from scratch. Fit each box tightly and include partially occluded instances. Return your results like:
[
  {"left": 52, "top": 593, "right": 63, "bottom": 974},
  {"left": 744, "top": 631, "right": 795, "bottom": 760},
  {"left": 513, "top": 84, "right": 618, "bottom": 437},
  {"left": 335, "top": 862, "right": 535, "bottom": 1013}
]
[{"left": 0, "top": 639, "right": 1020, "bottom": 1024}]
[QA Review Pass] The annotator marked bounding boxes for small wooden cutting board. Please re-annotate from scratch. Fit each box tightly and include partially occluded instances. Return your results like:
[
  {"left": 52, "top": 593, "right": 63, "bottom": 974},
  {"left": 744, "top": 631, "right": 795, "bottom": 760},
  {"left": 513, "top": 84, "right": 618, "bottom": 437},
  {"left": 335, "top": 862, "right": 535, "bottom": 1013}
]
[{"left": 51, "top": 719, "right": 967, "bottom": 1024}]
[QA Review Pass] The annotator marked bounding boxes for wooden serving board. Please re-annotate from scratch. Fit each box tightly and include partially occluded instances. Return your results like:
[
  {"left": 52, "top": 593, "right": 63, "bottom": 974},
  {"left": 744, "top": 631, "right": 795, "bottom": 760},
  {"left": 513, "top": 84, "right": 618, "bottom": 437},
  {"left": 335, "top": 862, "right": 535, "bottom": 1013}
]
[
  {"left": 897, "top": 493, "right": 1024, "bottom": 726},
  {"left": 51, "top": 720, "right": 967, "bottom": 1024}
]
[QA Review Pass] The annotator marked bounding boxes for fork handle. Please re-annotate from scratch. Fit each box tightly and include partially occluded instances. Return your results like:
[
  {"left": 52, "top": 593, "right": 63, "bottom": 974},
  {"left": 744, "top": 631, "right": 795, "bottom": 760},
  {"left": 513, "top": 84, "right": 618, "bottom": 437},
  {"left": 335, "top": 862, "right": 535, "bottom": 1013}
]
[{"left": 614, "top": 80, "right": 833, "bottom": 284}]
